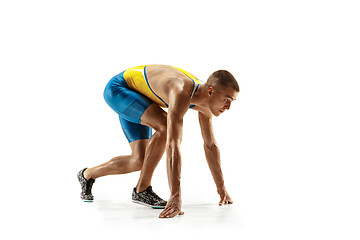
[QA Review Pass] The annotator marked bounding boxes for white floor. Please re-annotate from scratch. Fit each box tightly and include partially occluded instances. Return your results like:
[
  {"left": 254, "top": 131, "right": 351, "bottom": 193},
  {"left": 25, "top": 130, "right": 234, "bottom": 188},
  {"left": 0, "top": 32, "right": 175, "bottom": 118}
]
[
  {"left": 2, "top": 180, "right": 359, "bottom": 240},
  {"left": 77, "top": 199, "right": 240, "bottom": 232},
  {"left": 2, "top": 198, "right": 241, "bottom": 240}
]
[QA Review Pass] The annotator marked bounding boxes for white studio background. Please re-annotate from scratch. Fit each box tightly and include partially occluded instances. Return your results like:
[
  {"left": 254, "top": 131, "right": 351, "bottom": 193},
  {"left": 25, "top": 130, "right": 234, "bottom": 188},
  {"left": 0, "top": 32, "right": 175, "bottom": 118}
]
[{"left": 0, "top": 0, "right": 359, "bottom": 239}]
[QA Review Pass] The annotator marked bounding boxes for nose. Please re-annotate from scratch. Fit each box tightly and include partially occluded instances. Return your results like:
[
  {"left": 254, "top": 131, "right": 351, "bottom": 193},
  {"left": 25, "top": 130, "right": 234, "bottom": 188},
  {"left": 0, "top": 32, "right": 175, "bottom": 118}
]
[{"left": 225, "top": 102, "right": 231, "bottom": 110}]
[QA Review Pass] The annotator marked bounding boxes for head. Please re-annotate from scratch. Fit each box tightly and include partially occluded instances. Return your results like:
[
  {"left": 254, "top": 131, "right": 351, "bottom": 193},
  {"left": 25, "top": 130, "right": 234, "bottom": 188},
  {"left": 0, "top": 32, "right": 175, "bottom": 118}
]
[{"left": 205, "top": 70, "right": 239, "bottom": 116}]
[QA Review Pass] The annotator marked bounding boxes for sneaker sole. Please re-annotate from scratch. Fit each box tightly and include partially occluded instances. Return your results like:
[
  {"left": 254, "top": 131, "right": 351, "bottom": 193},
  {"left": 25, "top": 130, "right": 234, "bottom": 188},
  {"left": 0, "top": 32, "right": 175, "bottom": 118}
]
[{"left": 132, "top": 200, "right": 165, "bottom": 209}]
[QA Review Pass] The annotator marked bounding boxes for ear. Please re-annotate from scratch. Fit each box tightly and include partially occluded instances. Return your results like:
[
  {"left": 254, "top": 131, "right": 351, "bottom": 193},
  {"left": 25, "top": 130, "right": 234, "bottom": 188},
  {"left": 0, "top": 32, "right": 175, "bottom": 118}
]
[{"left": 208, "top": 86, "right": 214, "bottom": 96}]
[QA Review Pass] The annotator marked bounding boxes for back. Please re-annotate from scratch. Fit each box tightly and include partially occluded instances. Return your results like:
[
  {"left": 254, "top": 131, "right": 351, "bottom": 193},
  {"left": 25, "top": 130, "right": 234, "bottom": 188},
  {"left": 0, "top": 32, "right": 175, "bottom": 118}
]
[{"left": 123, "top": 65, "right": 202, "bottom": 108}]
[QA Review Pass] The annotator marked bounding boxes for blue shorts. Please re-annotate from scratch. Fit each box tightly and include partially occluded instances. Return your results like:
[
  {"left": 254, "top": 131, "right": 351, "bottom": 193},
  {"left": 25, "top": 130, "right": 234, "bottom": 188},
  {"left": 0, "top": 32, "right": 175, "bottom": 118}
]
[{"left": 103, "top": 71, "right": 153, "bottom": 143}]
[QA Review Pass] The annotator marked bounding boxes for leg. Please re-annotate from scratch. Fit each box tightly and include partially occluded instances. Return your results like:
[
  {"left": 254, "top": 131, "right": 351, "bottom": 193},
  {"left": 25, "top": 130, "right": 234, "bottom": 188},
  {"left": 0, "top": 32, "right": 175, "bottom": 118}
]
[
  {"left": 135, "top": 103, "right": 168, "bottom": 192},
  {"left": 85, "top": 75, "right": 155, "bottom": 180},
  {"left": 83, "top": 139, "right": 148, "bottom": 180},
  {"left": 78, "top": 115, "right": 152, "bottom": 201}
]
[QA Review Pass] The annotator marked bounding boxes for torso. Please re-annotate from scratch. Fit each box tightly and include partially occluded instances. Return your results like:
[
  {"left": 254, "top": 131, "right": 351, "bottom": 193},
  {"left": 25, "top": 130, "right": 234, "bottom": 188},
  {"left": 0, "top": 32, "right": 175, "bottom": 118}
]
[{"left": 123, "top": 64, "right": 202, "bottom": 108}]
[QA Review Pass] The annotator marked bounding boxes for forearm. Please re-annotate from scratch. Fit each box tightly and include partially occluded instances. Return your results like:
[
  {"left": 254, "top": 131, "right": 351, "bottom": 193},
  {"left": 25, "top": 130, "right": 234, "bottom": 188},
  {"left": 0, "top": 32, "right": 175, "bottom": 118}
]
[
  {"left": 204, "top": 143, "right": 226, "bottom": 194},
  {"left": 166, "top": 144, "right": 182, "bottom": 196}
]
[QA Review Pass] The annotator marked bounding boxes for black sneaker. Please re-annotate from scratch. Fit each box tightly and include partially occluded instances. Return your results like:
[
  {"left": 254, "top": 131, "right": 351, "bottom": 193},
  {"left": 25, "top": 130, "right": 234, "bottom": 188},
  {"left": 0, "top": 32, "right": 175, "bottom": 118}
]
[
  {"left": 132, "top": 186, "right": 167, "bottom": 209},
  {"left": 77, "top": 168, "right": 95, "bottom": 202}
]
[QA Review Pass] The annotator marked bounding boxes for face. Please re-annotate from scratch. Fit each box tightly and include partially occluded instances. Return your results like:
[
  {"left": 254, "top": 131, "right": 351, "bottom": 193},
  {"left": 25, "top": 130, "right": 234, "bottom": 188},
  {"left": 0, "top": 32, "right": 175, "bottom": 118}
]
[{"left": 208, "top": 86, "right": 238, "bottom": 116}]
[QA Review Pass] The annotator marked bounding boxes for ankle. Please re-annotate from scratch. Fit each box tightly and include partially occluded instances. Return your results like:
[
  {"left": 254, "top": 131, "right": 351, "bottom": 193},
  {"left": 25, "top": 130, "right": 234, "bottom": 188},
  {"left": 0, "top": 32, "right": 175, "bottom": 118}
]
[
  {"left": 83, "top": 169, "right": 91, "bottom": 180},
  {"left": 136, "top": 184, "right": 150, "bottom": 193}
]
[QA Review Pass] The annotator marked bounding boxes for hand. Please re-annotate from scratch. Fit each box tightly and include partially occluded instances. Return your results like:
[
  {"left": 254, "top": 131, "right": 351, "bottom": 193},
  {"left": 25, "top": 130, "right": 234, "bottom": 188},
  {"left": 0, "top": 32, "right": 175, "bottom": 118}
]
[
  {"left": 159, "top": 195, "right": 184, "bottom": 218},
  {"left": 219, "top": 190, "right": 233, "bottom": 206}
]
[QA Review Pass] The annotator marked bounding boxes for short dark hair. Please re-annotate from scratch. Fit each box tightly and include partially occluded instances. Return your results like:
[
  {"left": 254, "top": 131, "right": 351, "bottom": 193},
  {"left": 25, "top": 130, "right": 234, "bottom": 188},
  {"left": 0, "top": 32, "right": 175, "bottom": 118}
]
[{"left": 205, "top": 70, "right": 239, "bottom": 92}]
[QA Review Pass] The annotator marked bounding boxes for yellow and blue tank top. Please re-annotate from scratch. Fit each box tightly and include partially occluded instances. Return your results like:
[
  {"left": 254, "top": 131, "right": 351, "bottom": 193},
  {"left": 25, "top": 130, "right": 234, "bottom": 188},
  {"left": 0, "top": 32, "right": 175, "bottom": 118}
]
[{"left": 123, "top": 65, "right": 202, "bottom": 108}]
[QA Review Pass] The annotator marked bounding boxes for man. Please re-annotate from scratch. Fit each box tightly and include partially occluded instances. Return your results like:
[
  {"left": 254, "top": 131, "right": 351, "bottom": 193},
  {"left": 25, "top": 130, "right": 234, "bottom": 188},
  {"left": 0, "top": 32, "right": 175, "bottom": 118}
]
[{"left": 77, "top": 64, "right": 239, "bottom": 218}]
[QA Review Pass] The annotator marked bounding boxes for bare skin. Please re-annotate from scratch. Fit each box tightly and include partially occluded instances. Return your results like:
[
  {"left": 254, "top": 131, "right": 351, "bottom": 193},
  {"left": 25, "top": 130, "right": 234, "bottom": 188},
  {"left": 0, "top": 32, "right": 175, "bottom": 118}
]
[{"left": 84, "top": 65, "right": 238, "bottom": 218}]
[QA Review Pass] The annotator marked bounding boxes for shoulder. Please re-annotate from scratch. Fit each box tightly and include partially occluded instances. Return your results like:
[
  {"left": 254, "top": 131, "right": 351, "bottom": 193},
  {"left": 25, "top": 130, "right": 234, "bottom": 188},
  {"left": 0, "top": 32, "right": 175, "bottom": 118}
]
[{"left": 166, "top": 75, "right": 194, "bottom": 100}]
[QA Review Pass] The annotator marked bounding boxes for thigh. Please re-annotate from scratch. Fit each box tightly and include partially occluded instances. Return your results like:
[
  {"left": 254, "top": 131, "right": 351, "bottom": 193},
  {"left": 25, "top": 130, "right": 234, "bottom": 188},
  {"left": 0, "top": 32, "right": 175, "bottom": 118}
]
[{"left": 140, "top": 103, "right": 168, "bottom": 133}]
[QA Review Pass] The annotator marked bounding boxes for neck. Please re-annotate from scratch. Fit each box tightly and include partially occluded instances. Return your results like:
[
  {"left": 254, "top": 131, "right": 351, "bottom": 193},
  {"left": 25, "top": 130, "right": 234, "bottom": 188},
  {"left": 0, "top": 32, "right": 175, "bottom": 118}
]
[{"left": 190, "top": 84, "right": 209, "bottom": 108}]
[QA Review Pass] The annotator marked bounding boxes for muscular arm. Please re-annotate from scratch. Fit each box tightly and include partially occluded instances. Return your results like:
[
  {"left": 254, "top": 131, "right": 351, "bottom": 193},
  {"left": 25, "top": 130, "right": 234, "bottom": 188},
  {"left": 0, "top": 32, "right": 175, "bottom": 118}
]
[
  {"left": 198, "top": 111, "right": 233, "bottom": 205},
  {"left": 159, "top": 81, "right": 190, "bottom": 218},
  {"left": 166, "top": 92, "right": 188, "bottom": 196}
]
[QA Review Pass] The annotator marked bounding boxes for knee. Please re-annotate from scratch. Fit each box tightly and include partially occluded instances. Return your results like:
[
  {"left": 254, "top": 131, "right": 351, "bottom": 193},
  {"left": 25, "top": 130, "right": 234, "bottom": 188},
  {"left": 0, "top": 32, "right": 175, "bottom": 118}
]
[
  {"left": 157, "top": 124, "right": 167, "bottom": 136},
  {"left": 141, "top": 105, "right": 168, "bottom": 134},
  {"left": 132, "top": 154, "right": 144, "bottom": 171},
  {"left": 152, "top": 125, "right": 167, "bottom": 143}
]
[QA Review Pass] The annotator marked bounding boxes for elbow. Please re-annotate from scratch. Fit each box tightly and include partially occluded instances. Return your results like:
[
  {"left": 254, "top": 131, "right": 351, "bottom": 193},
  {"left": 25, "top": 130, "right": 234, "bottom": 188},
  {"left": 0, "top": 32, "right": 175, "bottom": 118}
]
[{"left": 204, "top": 142, "right": 219, "bottom": 153}]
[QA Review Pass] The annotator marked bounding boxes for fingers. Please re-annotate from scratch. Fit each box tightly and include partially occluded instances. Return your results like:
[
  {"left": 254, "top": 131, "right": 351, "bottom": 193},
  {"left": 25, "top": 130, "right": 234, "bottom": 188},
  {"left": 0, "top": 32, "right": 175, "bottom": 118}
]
[
  {"left": 219, "top": 197, "right": 233, "bottom": 206},
  {"left": 159, "top": 207, "right": 172, "bottom": 218},
  {"left": 219, "top": 197, "right": 225, "bottom": 206},
  {"left": 160, "top": 209, "right": 183, "bottom": 218},
  {"left": 159, "top": 207, "right": 184, "bottom": 218}
]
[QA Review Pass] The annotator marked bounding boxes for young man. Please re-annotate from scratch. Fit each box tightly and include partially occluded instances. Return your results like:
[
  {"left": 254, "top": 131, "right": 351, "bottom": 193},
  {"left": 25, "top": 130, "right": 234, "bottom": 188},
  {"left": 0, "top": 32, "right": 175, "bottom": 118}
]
[{"left": 77, "top": 64, "right": 239, "bottom": 218}]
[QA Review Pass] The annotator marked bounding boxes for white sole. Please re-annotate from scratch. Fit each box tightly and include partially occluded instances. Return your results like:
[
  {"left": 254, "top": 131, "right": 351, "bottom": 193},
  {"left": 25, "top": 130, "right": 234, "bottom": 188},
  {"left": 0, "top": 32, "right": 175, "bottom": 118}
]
[{"left": 132, "top": 200, "right": 165, "bottom": 209}]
